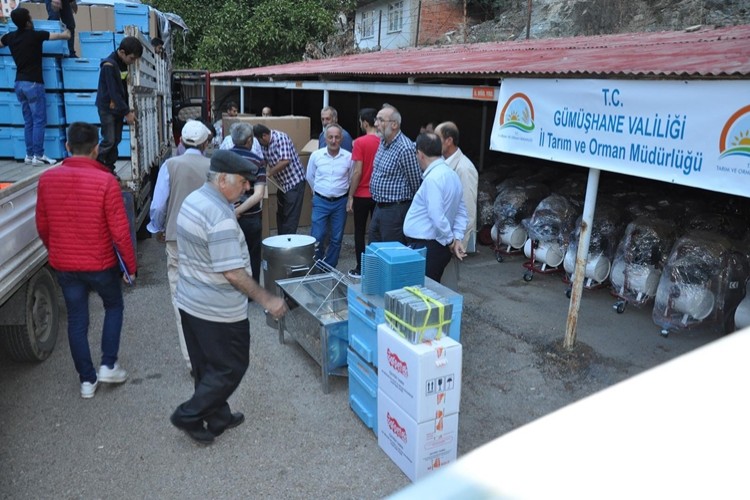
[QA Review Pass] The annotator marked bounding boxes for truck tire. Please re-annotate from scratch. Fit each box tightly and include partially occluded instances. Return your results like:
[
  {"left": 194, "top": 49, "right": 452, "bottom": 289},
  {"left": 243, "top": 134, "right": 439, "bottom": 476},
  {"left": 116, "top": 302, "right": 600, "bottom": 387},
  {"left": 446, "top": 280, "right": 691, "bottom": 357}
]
[{"left": 0, "top": 267, "right": 60, "bottom": 362}]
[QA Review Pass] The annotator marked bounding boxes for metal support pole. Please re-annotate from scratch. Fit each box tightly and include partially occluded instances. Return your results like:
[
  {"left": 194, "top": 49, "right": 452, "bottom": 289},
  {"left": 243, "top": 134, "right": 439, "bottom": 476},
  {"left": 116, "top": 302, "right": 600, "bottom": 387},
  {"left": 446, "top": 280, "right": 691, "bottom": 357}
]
[
  {"left": 323, "top": 89, "right": 329, "bottom": 108},
  {"left": 563, "top": 167, "right": 600, "bottom": 350}
]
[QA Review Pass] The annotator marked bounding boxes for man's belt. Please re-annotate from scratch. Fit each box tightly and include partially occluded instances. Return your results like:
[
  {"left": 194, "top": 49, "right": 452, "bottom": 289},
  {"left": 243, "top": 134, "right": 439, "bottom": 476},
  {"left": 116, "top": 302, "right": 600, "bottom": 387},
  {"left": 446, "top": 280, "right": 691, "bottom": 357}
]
[
  {"left": 314, "top": 192, "right": 347, "bottom": 202},
  {"left": 376, "top": 199, "right": 410, "bottom": 208}
]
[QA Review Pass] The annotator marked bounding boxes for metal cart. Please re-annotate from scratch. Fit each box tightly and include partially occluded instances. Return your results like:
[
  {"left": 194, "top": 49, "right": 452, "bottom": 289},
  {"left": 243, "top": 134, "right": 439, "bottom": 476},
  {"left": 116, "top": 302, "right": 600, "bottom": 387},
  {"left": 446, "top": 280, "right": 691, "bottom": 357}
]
[{"left": 275, "top": 262, "right": 352, "bottom": 393}]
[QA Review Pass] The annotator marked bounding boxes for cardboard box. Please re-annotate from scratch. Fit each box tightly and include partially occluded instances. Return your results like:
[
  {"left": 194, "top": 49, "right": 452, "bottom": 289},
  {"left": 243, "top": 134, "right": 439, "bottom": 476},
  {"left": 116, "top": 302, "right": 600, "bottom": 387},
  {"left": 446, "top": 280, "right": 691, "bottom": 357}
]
[
  {"left": 75, "top": 5, "right": 92, "bottom": 31},
  {"left": 148, "top": 8, "right": 158, "bottom": 37},
  {"left": 19, "top": 1, "right": 43, "bottom": 20},
  {"left": 378, "top": 389, "right": 458, "bottom": 482},
  {"left": 377, "top": 323, "right": 462, "bottom": 423},
  {"left": 90, "top": 5, "right": 114, "bottom": 32},
  {"left": 224, "top": 115, "right": 311, "bottom": 154}
]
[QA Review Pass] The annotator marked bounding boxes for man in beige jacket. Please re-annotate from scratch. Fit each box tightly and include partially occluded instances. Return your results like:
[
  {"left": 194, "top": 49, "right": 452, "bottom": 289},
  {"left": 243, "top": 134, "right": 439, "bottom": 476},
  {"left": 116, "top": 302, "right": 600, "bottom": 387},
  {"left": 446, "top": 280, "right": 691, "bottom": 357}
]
[{"left": 435, "top": 122, "right": 478, "bottom": 251}]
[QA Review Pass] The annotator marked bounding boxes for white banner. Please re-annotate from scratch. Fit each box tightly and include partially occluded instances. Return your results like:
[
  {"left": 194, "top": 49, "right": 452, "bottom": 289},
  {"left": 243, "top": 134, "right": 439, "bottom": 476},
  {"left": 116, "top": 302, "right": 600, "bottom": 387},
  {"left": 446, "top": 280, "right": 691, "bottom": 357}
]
[{"left": 490, "top": 79, "right": 750, "bottom": 198}]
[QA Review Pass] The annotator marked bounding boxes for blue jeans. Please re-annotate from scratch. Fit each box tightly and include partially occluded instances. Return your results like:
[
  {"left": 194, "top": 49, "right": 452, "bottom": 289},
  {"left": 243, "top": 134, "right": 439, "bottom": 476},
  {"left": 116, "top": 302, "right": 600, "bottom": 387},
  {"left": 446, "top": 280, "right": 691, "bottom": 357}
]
[
  {"left": 310, "top": 194, "right": 348, "bottom": 267},
  {"left": 97, "top": 108, "right": 123, "bottom": 171},
  {"left": 14, "top": 81, "right": 47, "bottom": 157},
  {"left": 57, "top": 267, "right": 124, "bottom": 383},
  {"left": 45, "top": 0, "right": 76, "bottom": 56}
]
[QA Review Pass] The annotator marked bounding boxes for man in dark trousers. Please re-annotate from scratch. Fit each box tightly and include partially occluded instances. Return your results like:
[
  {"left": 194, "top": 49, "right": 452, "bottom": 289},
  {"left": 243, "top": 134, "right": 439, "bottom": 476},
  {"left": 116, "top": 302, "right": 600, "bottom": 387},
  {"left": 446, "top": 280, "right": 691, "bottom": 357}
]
[
  {"left": 170, "top": 150, "right": 287, "bottom": 445},
  {"left": 96, "top": 36, "right": 143, "bottom": 173},
  {"left": 36, "top": 122, "right": 137, "bottom": 399},
  {"left": 45, "top": 0, "right": 77, "bottom": 57},
  {"left": 0, "top": 8, "right": 70, "bottom": 165}
]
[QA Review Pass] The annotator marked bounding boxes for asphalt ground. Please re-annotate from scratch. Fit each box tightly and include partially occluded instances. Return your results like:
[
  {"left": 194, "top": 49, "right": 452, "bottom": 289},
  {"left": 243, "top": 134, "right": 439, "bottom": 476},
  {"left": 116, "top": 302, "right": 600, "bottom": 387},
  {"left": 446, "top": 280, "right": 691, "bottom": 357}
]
[{"left": 0, "top": 234, "right": 719, "bottom": 498}]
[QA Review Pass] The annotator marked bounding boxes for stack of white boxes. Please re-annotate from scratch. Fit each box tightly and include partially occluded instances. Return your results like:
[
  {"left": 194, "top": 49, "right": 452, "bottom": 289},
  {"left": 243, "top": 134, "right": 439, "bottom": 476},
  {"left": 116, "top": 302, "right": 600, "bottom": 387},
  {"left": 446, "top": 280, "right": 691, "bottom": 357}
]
[{"left": 376, "top": 323, "right": 462, "bottom": 482}]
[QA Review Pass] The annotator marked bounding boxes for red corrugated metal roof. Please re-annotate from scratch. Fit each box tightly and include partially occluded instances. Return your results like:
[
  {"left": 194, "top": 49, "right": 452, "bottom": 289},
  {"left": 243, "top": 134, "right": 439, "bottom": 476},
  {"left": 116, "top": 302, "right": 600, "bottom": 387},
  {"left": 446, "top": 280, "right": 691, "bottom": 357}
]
[{"left": 213, "top": 25, "right": 750, "bottom": 80}]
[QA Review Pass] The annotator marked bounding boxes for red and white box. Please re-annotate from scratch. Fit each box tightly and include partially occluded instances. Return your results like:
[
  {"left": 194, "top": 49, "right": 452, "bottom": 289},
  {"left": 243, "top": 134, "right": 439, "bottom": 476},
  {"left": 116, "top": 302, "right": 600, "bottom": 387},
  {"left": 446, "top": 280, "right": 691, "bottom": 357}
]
[
  {"left": 377, "top": 323, "right": 462, "bottom": 423},
  {"left": 377, "top": 389, "right": 458, "bottom": 482}
]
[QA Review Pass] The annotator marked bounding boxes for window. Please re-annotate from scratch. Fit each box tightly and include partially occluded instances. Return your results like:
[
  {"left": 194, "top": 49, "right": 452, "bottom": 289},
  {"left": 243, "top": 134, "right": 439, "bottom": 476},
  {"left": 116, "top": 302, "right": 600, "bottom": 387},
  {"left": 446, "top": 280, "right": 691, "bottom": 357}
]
[
  {"left": 361, "top": 10, "right": 374, "bottom": 39},
  {"left": 387, "top": 1, "right": 403, "bottom": 33}
]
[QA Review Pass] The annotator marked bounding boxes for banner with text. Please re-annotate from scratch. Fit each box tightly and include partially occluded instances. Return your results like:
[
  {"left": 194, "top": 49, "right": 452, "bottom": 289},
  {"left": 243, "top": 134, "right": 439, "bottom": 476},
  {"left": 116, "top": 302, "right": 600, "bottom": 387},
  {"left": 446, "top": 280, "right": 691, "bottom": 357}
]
[{"left": 490, "top": 79, "right": 750, "bottom": 198}]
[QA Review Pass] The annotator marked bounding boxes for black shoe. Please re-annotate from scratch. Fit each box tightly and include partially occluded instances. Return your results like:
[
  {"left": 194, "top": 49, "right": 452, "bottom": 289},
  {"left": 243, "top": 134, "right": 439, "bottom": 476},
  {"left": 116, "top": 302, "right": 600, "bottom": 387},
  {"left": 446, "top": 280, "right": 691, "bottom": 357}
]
[
  {"left": 209, "top": 412, "right": 245, "bottom": 437},
  {"left": 170, "top": 413, "right": 214, "bottom": 445}
]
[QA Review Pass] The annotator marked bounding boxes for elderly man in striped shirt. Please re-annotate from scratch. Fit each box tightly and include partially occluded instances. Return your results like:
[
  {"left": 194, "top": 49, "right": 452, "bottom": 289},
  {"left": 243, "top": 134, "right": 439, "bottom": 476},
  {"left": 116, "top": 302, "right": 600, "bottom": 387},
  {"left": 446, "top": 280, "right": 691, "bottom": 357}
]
[
  {"left": 170, "top": 150, "right": 287, "bottom": 445},
  {"left": 368, "top": 104, "right": 422, "bottom": 244}
]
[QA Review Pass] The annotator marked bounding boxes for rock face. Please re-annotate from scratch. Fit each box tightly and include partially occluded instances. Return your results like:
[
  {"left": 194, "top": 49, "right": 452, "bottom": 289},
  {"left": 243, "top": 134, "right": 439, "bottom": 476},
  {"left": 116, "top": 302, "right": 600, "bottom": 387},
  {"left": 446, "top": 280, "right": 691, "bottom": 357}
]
[{"left": 467, "top": 0, "right": 750, "bottom": 43}]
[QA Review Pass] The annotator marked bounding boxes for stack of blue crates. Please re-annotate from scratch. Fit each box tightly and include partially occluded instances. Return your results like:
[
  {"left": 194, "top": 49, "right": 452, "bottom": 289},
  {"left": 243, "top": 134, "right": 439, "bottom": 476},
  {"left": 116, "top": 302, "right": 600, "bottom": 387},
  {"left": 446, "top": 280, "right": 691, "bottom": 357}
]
[
  {"left": 0, "top": 47, "right": 67, "bottom": 159},
  {"left": 361, "top": 242, "right": 427, "bottom": 295},
  {"left": 114, "top": 3, "right": 150, "bottom": 34},
  {"left": 346, "top": 241, "right": 463, "bottom": 434}
]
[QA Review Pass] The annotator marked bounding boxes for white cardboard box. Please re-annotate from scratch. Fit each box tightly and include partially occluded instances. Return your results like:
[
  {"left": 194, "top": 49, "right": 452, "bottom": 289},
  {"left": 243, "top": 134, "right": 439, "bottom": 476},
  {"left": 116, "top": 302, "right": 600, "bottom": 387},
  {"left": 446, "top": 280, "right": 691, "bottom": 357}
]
[
  {"left": 378, "top": 323, "right": 462, "bottom": 423},
  {"left": 377, "top": 389, "right": 458, "bottom": 482}
]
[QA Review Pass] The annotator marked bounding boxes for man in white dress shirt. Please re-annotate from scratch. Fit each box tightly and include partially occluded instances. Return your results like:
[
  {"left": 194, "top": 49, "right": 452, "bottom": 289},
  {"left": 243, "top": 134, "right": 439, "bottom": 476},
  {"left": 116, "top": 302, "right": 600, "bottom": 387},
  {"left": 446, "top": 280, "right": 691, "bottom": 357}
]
[
  {"left": 403, "top": 133, "right": 468, "bottom": 283},
  {"left": 306, "top": 124, "right": 353, "bottom": 267}
]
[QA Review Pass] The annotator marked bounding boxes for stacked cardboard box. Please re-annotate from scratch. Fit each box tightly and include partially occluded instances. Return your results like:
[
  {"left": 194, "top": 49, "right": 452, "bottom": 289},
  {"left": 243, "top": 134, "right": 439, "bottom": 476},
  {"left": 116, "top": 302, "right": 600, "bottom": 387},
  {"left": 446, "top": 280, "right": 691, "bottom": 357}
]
[{"left": 377, "top": 323, "right": 462, "bottom": 482}]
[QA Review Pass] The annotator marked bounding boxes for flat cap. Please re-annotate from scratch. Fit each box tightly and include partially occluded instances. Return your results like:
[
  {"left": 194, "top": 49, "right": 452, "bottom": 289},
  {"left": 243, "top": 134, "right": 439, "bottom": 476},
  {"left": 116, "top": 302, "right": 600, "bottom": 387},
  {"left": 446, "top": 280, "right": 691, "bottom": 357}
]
[{"left": 210, "top": 150, "right": 258, "bottom": 181}]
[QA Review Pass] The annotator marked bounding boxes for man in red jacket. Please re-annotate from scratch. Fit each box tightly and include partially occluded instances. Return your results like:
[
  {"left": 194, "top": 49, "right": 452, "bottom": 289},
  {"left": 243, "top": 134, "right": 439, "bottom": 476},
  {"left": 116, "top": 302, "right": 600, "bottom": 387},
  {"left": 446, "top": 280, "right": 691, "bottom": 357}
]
[{"left": 36, "top": 122, "right": 137, "bottom": 399}]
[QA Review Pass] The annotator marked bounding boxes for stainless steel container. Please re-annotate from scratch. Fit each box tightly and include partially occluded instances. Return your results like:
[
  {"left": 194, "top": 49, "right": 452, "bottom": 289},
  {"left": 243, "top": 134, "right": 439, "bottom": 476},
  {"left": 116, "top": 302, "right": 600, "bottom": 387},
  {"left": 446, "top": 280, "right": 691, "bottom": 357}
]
[
  {"left": 276, "top": 272, "right": 349, "bottom": 393},
  {"left": 261, "top": 234, "right": 316, "bottom": 327}
]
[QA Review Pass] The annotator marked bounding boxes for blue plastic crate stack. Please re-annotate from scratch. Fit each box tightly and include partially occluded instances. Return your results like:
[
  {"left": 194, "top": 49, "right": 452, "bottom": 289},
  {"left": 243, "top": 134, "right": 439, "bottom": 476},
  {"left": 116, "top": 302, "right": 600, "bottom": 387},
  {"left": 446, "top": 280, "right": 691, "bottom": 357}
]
[
  {"left": 347, "top": 241, "right": 463, "bottom": 434},
  {"left": 0, "top": 2, "right": 152, "bottom": 161}
]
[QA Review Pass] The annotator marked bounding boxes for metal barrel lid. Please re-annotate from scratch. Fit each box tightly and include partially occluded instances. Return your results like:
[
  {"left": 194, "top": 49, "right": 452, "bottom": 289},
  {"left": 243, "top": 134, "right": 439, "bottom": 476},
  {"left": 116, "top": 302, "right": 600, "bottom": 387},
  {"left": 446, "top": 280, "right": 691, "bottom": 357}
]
[{"left": 262, "top": 234, "right": 316, "bottom": 249}]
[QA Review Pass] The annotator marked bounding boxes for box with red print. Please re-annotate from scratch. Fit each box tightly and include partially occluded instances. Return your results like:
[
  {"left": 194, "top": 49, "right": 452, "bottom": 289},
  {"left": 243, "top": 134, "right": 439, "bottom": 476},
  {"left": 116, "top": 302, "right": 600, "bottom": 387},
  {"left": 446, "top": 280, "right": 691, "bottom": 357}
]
[
  {"left": 377, "top": 389, "right": 458, "bottom": 482},
  {"left": 377, "top": 323, "right": 462, "bottom": 424}
]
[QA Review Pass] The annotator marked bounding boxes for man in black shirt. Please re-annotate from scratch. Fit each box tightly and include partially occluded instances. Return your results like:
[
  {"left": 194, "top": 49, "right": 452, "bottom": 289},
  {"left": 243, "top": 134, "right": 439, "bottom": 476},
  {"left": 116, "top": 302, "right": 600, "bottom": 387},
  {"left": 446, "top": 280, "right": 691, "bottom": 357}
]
[{"left": 0, "top": 8, "right": 70, "bottom": 165}]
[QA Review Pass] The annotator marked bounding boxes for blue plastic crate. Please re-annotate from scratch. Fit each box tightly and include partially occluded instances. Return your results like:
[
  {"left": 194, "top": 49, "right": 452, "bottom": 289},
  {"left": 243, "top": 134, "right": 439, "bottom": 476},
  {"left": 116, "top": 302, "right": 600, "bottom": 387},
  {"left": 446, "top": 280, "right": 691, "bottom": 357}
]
[
  {"left": 347, "top": 348, "right": 378, "bottom": 434},
  {"left": 63, "top": 92, "right": 99, "bottom": 124},
  {"left": 2, "top": 57, "right": 63, "bottom": 90},
  {"left": 0, "top": 24, "right": 10, "bottom": 56},
  {"left": 61, "top": 58, "right": 100, "bottom": 91},
  {"left": 11, "top": 126, "right": 66, "bottom": 160},
  {"left": 348, "top": 285, "right": 386, "bottom": 367},
  {"left": 114, "top": 2, "right": 150, "bottom": 34},
  {"left": 6, "top": 21, "right": 69, "bottom": 56},
  {"left": 361, "top": 242, "right": 426, "bottom": 296},
  {"left": 79, "top": 31, "right": 115, "bottom": 60},
  {"left": 0, "top": 56, "right": 13, "bottom": 89},
  {"left": 0, "top": 126, "right": 13, "bottom": 157},
  {"left": 118, "top": 125, "right": 131, "bottom": 157},
  {"left": 0, "top": 91, "right": 14, "bottom": 124},
  {"left": 8, "top": 92, "right": 66, "bottom": 127}
]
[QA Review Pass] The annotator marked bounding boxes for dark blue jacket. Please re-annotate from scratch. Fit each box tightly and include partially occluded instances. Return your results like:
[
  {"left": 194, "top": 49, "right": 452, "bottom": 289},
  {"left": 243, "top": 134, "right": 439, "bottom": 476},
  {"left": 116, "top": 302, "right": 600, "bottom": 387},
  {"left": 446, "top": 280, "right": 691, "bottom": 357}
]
[{"left": 96, "top": 51, "right": 129, "bottom": 117}]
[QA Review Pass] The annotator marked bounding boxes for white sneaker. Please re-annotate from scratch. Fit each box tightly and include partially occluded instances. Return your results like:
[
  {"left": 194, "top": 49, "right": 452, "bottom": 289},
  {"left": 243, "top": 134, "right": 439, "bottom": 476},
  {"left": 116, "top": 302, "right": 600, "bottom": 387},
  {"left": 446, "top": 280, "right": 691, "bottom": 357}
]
[
  {"left": 24, "top": 155, "right": 33, "bottom": 164},
  {"left": 98, "top": 363, "right": 128, "bottom": 383},
  {"left": 32, "top": 155, "right": 56, "bottom": 166},
  {"left": 81, "top": 380, "right": 98, "bottom": 399}
]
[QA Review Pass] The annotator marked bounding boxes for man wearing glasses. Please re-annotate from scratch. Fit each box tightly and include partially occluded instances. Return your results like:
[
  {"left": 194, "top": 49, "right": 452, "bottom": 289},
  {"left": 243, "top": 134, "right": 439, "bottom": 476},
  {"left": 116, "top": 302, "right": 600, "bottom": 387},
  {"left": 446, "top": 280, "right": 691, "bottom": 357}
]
[{"left": 368, "top": 104, "right": 422, "bottom": 243}]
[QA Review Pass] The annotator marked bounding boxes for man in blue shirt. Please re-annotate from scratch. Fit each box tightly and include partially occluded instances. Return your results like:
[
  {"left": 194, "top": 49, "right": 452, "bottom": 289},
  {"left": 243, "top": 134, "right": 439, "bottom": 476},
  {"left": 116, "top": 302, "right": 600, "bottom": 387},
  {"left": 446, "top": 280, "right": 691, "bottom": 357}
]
[
  {"left": 318, "top": 106, "right": 353, "bottom": 152},
  {"left": 0, "top": 8, "right": 70, "bottom": 165},
  {"left": 403, "top": 133, "right": 468, "bottom": 283}
]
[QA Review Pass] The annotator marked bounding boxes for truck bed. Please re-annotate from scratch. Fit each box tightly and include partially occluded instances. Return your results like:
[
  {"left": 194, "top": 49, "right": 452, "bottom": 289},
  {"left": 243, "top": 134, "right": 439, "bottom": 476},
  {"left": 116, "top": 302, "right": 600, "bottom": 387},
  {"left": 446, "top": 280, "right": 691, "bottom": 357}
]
[{"left": 0, "top": 159, "right": 133, "bottom": 183}]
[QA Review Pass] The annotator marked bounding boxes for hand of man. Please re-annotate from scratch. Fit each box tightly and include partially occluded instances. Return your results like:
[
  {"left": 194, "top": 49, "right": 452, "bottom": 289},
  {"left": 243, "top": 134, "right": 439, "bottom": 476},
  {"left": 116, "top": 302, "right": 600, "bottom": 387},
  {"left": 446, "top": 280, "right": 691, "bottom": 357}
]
[
  {"left": 70, "top": 0, "right": 78, "bottom": 14},
  {"left": 264, "top": 296, "right": 288, "bottom": 320},
  {"left": 156, "top": 232, "right": 166, "bottom": 243},
  {"left": 125, "top": 111, "right": 136, "bottom": 125},
  {"left": 346, "top": 196, "right": 354, "bottom": 214},
  {"left": 123, "top": 273, "right": 136, "bottom": 286},
  {"left": 451, "top": 240, "right": 467, "bottom": 261}
]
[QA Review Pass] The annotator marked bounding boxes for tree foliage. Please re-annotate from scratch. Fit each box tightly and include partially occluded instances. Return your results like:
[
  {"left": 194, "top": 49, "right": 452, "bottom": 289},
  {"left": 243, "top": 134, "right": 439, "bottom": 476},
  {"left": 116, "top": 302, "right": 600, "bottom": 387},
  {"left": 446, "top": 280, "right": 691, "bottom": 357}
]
[{"left": 147, "top": 0, "right": 352, "bottom": 72}]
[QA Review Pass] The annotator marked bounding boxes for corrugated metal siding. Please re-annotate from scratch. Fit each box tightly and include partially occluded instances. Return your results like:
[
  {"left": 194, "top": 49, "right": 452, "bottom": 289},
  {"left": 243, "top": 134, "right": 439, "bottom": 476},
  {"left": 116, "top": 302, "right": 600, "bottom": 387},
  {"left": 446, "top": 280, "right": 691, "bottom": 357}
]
[{"left": 213, "top": 25, "right": 750, "bottom": 80}]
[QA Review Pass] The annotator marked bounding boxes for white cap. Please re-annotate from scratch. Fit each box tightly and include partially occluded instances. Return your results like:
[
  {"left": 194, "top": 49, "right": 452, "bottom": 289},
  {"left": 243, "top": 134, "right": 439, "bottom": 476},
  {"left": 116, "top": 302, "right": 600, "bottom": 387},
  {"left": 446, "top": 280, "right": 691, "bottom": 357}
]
[{"left": 181, "top": 120, "right": 210, "bottom": 146}]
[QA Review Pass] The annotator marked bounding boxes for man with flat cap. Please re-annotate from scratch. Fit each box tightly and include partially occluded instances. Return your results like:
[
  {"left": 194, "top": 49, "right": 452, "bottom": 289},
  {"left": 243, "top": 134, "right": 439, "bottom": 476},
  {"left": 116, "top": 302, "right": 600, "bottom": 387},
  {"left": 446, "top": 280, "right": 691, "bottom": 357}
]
[{"left": 170, "top": 150, "right": 288, "bottom": 445}]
